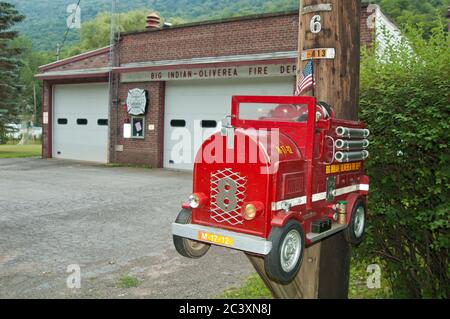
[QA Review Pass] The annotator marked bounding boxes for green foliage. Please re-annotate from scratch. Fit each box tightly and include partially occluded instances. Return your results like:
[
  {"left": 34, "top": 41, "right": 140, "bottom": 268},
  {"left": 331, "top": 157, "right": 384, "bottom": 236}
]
[
  {"left": 7, "top": 0, "right": 450, "bottom": 51},
  {"left": 219, "top": 274, "right": 272, "bottom": 299},
  {"left": 116, "top": 274, "right": 140, "bottom": 289},
  {"left": 378, "top": 0, "right": 450, "bottom": 37},
  {"left": 62, "top": 10, "right": 148, "bottom": 57},
  {"left": 11, "top": 36, "right": 53, "bottom": 125},
  {"left": 219, "top": 260, "right": 393, "bottom": 299},
  {"left": 7, "top": 0, "right": 299, "bottom": 52},
  {"left": 359, "top": 24, "right": 450, "bottom": 298},
  {"left": 0, "top": 144, "right": 41, "bottom": 158},
  {"left": 362, "top": 0, "right": 450, "bottom": 38},
  {"left": 0, "top": 1, "right": 24, "bottom": 136},
  {"left": 349, "top": 259, "right": 393, "bottom": 298}
]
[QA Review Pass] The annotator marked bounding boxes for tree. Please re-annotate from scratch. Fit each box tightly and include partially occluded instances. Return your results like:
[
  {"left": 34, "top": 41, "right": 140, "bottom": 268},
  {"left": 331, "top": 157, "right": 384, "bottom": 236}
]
[
  {"left": 363, "top": 0, "right": 450, "bottom": 38},
  {"left": 0, "top": 2, "right": 24, "bottom": 141},
  {"left": 359, "top": 24, "right": 450, "bottom": 298},
  {"left": 62, "top": 10, "right": 149, "bottom": 58},
  {"left": 11, "top": 36, "right": 52, "bottom": 126}
]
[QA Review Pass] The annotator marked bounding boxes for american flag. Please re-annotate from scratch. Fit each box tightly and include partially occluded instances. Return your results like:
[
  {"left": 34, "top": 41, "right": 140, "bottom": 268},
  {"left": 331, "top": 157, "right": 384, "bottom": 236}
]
[{"left": 295, "top": 60, "right": 315, "bottom": 96}]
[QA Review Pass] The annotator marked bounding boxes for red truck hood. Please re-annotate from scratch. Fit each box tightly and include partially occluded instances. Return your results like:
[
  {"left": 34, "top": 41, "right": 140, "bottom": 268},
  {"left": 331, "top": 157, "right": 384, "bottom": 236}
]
[{"left": 191, "top": 128, "right": 302, "bottom": 238}]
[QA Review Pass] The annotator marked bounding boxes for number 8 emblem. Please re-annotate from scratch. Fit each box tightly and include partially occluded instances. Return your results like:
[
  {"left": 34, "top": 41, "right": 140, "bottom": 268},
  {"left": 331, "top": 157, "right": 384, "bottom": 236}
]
[
  {"left": 310, "top": 15, "right": 322, "bottom": 34},
  {"left": 217, "top": 178, "right": 238, "bottom": 212}
]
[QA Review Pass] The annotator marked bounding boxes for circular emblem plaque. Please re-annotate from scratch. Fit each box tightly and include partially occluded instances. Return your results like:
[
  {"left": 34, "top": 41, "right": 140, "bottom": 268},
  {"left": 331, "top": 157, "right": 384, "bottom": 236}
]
[{"left": 126, "top": 88, "right": 148, "bottom": 116}]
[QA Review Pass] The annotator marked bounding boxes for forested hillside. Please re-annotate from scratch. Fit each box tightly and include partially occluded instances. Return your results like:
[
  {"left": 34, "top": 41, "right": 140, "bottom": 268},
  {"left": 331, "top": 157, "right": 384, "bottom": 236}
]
[
  {"left": 8, "top": 0, "right": 450, "bottom": 51},
  {"left": 8, "top": 0, "right": 298, "bottom": 51}
]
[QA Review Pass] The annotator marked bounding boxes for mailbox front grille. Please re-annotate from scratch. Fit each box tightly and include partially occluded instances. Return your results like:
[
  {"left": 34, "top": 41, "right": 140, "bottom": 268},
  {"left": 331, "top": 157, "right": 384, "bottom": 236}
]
[{"left": 210, "top": 168, "right": 247, "bottom": 226}]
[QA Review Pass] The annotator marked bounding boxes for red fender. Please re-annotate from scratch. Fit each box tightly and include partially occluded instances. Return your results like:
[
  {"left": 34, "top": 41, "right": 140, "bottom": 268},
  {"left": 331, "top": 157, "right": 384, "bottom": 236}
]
[
  {"left": 271, "top": 211, "right": 303, "bottom": 228},
  {"left": 345, "top": 193, "right": 367, "bottom": 223}
]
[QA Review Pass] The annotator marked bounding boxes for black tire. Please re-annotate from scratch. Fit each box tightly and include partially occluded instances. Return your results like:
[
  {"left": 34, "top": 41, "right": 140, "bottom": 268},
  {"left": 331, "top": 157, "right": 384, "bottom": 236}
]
[
  {"left": 345, "top": 199, "right": 367, "bottom": 245},
  {"left": 264, "top": 220, "right": 305, "bottom": 284},
  {"left": 173, "top": 209, "right": 210, "bottom": 259}
]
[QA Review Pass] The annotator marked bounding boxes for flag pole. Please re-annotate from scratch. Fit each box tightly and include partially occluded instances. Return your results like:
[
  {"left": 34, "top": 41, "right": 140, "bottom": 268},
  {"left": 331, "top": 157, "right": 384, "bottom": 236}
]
[{"left": 311, "top": 60, "right": 316, "bottom": 98}]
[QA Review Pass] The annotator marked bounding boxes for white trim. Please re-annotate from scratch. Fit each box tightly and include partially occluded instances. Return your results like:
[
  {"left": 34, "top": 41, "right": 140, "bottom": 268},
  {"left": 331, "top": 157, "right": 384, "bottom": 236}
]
[
  {"left": 303, "top": 4, "right": 332, "bottom": 14},
  {"left": 117, "top": 51, "right": 298, "bottom": 70},
  {"left": 333, "top": 185, "right": 359, "bottom": 197},
  {"left": 312, "top": 192, "right": 327, "bottom": 202},
  {"left": 36, "top": 67, "right": 111, "bottom": 78},
  {"left": 271, "top": 196, "right": 307, "bottom": 211},
  {"left": 271, "top": 184, "right": 368, "bottom": 210},
  {"left": 38, "top": 52, "right": 298, "bottom": 78},
  {"left": 375, "top": 5, "right": 401, "bottom": 37},
  {"left": 359, "top": 184, "right": 370, "bottom": 191}
]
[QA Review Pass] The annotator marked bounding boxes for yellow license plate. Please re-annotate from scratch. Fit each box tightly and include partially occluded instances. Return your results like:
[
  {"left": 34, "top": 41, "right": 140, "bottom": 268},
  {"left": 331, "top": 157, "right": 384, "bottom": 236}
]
[{"left": 198, "top": 231, "right": 234, "bottom": 247}]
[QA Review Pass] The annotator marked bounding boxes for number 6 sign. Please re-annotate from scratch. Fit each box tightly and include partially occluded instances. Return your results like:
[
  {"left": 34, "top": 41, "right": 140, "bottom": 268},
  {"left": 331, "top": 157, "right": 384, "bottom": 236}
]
[{"left": 310, "top": 15, "right": 322, "bottom": 34}]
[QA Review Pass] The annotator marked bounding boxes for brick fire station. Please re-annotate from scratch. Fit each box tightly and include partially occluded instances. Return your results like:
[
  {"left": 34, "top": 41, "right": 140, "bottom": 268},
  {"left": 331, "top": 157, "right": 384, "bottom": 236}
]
[{"left": 36, "top": 6, "right": 398, "bottom": 170}]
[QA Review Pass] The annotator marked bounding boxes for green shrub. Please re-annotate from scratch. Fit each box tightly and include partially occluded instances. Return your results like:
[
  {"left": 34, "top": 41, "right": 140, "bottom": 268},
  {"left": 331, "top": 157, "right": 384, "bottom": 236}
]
[
  {"left": 116, "top": 274, "right": 140, "bottom": 289},
  {"left": 359, "top": 24, "right": 449, "bottom": 298}
]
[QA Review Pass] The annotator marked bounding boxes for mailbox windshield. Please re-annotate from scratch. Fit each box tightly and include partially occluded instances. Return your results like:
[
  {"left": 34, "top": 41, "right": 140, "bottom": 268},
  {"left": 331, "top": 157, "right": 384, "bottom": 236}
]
[{"left": 238, "top": 103, "right": 310, "bottom": 123}]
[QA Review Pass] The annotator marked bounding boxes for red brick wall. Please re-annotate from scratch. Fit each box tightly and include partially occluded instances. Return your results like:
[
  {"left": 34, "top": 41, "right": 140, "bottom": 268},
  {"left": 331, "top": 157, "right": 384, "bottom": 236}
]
[
  {"left": 360, "top": 4, "right": 376, "bottom": 47},
  {"left": 119, "top": 9, "right": 375, "bottom": 66},
  {"left": 119, "top": 13, "right": 300, "bottom": 65},
  {"left": 42, "top": 81, "right": 51, "bottom": 158},
  {"left": 110, "top": 81, "right": 165, "bottom": 167}
]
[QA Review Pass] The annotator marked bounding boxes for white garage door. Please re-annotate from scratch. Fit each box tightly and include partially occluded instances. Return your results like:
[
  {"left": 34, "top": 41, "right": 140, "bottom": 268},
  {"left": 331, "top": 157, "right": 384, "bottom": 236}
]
[
  {"left": 53, "top": 83, "right": 109, "bottom": 163},
  {"left": 164, "top": 77, "right": 294, "bottom": 170}
]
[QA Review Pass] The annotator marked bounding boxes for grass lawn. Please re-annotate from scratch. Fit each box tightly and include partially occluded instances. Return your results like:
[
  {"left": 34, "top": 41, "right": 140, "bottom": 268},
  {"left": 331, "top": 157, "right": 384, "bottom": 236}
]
[
  {"left": 0, "top": 144, "right": 41, "bottom": 159},
  {"left": 218, "top": 261, "right": 392, "bottom": 299}
]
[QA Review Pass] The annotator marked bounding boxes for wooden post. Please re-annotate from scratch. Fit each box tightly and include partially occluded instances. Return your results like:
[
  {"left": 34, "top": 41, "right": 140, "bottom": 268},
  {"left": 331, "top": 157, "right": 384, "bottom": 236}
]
[
  {"left": 246, "top": 0, "right": 361, "bottom": 299},
  {"left": 299, "top": 0, "right": 361, "bottom": 120}
]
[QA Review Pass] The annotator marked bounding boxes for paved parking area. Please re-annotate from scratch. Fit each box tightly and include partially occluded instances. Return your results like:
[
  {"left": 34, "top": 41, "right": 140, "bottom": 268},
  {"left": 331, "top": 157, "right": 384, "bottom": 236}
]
[{"left": 0, "top": 158, "right": 253, "bottom": 299}]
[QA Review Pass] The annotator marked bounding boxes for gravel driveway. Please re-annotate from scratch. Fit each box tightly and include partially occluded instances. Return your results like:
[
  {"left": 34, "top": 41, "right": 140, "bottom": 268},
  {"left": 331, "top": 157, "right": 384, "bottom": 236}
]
[{"left": 0, "top": 158, "right": 253, "bottom": 299}]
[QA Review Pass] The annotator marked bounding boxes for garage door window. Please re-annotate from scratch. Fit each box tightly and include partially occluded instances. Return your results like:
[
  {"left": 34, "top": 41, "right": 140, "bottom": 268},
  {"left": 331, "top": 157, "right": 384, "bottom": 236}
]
[
  {"left": 57, "top": 118, "right": 68, "bottom": 125},
  {"left": 201, "top": 120, "right": 217, "bottom": 128},
  {"left": 97, "top": 119, "right": 108, "bottom": 126},
  {"left": 77, "top": 119, "right": 88, "bottom": 125},
  {"left": 132, "top": 117, "right": 145, "bottom": 139},
  {"left": 170, "top": 120, "right": 186, "bottom": 127}
]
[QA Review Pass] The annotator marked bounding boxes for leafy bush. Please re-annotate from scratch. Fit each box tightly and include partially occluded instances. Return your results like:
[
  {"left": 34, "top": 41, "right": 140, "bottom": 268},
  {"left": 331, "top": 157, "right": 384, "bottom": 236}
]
[
  {"left": 116, "top": 274, "right": 140, "bottom": 289},
  {"left": 359, "top": 24, "right": 449, "bottom": 298}
]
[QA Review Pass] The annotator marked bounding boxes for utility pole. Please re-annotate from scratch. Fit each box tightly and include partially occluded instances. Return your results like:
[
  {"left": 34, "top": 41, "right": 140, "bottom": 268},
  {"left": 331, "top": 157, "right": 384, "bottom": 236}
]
[
  {"left": 33, "top": 83, "right": 37, "bottom": 126},
  {"left": 108, "top": 0, "right": 119, "bottom": 163},
  {"left": 56, "top": 43, "right": 60, "bottom": 61},
  {"left": 246, "top": 0, "right": 361, "bottom": 299}
]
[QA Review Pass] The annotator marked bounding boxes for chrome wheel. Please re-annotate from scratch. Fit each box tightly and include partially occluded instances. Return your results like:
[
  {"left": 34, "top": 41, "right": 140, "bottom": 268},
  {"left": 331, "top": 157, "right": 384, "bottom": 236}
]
[
  {"left": 280, "top": 229, "right": 302, "bottom": 273},
  {"left": 173, "top": 209, "right": 210, "bottom": 259},
  {"left": 353, "top": 206, "right": 365, "bottom": 238},
  {"left": 186, "top": 238, "right": 208, "bottom": 252},
  {"left": 265, "top": 220, "right": 304, "bottom": 284}
]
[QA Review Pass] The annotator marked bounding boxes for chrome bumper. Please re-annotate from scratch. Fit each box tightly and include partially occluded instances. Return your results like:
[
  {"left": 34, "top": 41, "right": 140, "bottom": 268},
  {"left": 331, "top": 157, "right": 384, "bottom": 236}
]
[{"left": 172, "top": 223, "right": 272, "bottom": 255}]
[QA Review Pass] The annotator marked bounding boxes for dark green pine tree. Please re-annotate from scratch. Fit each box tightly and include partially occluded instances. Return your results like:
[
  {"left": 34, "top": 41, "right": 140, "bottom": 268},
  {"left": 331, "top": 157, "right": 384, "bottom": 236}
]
[{"left": 0, "top": 2, "right": 24, "bottom": 139}]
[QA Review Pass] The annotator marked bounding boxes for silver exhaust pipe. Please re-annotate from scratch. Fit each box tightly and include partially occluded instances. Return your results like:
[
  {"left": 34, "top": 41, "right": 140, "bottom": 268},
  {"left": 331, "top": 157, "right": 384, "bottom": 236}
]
[
  {"left": 335, "top": 139, "right": 369, "bottom": 150},
  {"left": 335, "top": 150, "right": 369, "bottom": 163},
  {"left": 336, "top": 126, "right": 370, "bottom": 139}
]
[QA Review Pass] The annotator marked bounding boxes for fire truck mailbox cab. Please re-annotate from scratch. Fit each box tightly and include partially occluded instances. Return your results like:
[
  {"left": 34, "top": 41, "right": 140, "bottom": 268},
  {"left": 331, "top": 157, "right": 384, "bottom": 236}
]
[{"left": 172, "top": 95, "right": 370, "bottom": 284}]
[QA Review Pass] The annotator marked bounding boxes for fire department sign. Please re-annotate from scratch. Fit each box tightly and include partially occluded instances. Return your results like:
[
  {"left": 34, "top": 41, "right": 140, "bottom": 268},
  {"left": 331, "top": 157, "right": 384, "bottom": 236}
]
[
  {"left": 126, "top": 88, "right": 148, "bottom": 115},
  {"left": 121, "top": 63, "right": 297, "bottom": 83}
]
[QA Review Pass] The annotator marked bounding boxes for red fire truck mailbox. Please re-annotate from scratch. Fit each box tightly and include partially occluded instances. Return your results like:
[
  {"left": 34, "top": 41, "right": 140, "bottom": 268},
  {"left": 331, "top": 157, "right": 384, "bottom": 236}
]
[{"left": 172, "top": 95, "right": 370, "bottom": 284}]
